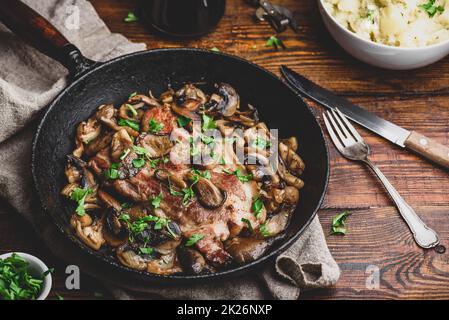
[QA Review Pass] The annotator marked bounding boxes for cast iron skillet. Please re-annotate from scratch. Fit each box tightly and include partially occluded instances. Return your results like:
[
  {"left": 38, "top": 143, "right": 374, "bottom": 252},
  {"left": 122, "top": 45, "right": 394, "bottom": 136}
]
[{"left": 0, "top": 0, "right": 329, "bottom": 284}]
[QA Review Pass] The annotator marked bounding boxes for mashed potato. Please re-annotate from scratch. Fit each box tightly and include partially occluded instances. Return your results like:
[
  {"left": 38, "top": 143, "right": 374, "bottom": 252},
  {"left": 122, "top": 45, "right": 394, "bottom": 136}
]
[{"left": 323, "top": 0, "right": 449, "bottom": 47}]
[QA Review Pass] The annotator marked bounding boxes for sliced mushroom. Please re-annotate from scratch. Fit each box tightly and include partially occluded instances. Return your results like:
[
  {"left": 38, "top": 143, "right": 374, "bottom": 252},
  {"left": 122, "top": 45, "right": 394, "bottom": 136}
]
[
  {"left": 281, "top": 136, "right": 298, "bottom": 152},
  {"left": 97, "top": 189, "right": 122, "bottom": 211},
  {"left": 96, "top": 104, "right": 139, "bottom": 137},
  {"left": 84, "top": 130, "right": 114, "bottom": 156},
  {"left": 177, "top": 247, "right": 208, "bottom": 274},
  {"left": 111, "top": 129, "right": 134, "bottom": 161},
  {"left": 70, "top": 212, "right": 93, "bottom": 228},
  {"left": 263, "top": 209, "right": 291, "bottom": 237},
  {"left": 224, "top": 237, "right": 269, "bottom": 264},
  {"left": 102, "top": 208, "right": 129, "bottom": 247},
  {"left": 118, "top": 102, "right": 145, "bottom": 121},
  {"left": 116, "top": 245, "right": 148, "bottom": 270},
  {"left": 176, "top": 84, "right": 207, "bottom": 104},
  {"left": 129, "top": 94, "right": 162, "bottom": 108},
  {"left": 284, "top": 186, "right": 299, "bottom": 205},
  {"left": 193, "top": 177, "right": 227, "bottom": 209},
  {"left": 279, "top": 142, "right": 305, "bottom": 176},
  {"left": 211, "top": 83, "right": 239, "bottom": 117},
  {"left": 70, "top": 214, "right": 105, "bottom": 250},
  {"left": 136, "top": 133, "right": 172, "bottom": 158},
  {"left": 77, "top": 118, "right": 101, "bottom": 145},
  {"left": 154, "top": 169, "right": 188, "bottom": 190},
  {"left": 277, "top": 157, "right": 304, "bottom": 190},
  {"left": 146, "top": 251, "right": 183, "bottom": 275},
  {"left": 261, "top": 187, "right": 285, "bottom": 213}
]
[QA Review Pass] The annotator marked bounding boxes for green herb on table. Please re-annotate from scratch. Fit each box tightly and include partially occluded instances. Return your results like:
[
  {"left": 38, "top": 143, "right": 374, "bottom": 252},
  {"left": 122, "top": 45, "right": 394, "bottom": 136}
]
[
  {"left": 70, "top": 187, "right": 93, "bottom": 216},
  {"left": 330, "top": 211, "right": 351, "bottom": 235},
  {"left": 211, "top": 47, "right": 220, "bottom": 52},
  {"left": 118, "top": 118, "right": 140, "bottom": 131},
  {"left": 265, "top": 35, "right": 286, "bottom": 50},
  {"left": 186, "top": 234, "right": 204, "bottom": 246},
  {"left": 177, "top": 115, "right": 192, "bottom": 127},
  {"left": 124, "top": 12, "right": 138, "bottom": 22},
  {"left": 251, "top": 196, "right": 264, "bottom": 218},
  {"left": 149, "top": 119, "right": 164, "bottom": 134},
  {"left": 0, "top": 253, "right": 46, "bottom": 300},
  {"left": 419, "top": 0, "right": 444, "bottom": 17}
]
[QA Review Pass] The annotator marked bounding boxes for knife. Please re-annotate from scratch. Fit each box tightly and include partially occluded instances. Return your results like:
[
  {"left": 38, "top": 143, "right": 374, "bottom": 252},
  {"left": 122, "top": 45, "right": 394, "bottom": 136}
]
[{"left": 281, "top": 65, "right": 449, "bottom": 170}]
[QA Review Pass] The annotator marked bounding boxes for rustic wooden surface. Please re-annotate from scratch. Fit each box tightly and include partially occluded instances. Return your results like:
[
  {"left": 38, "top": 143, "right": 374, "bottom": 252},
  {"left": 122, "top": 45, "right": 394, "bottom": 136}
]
[{"left": 1, "top": 0, "right": 449, "bottom": 300}]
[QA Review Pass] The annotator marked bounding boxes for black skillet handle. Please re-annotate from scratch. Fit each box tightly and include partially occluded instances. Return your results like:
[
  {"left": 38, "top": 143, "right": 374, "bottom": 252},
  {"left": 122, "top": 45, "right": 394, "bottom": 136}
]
[{"left": 0, "top": 0, "right": 97, "bottom": 78}]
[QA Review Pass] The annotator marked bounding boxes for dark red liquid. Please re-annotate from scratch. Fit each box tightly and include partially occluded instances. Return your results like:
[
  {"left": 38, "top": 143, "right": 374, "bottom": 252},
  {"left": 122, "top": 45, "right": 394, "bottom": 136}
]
[{"left": 140, "top": 0, "right": 226, "bottom": 37}]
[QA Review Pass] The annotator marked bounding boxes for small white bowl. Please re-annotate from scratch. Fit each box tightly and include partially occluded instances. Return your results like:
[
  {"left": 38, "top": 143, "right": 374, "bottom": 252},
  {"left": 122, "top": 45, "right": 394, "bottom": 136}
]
[
  {"left": 0, "top": 252, "right": 52, "bottom": 300},
  {"left": 318, "top": 0, "right": 449, "bottom": 70}
]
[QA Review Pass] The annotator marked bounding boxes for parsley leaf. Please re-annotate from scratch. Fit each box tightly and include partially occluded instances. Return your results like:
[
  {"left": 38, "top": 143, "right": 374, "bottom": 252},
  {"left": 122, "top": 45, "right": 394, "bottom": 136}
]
[
  {"left": 241, "top": 218, "right": 253, "bottom": 232},
  {"left": 118, "top": 118, "right": 140, "bottom": 131},
  {"left": 128, "top": 92, "right": 137, "bottom": 99},
  {"left": 211, "top": 47, "right": 220, "bottom": 52},
  {"left": 265, "top": 35, "right": 285, "bottom": 50},
  {"left": 223, "top": 167, "right": 252, "bottom": 182},
  {"left": 259, "top": 222, "right": 271, "bottom": 238},
  {"left": 150, "top": 192, "right": 163, "bottom": 209},
  {"left": 202, "top": 114, "right": 216, "bottom": 131},
  {"left": 149, "top": 119, "right": 164, "bottom": 134},
  {"left": 104, "top": 163, "right": 120, "bottom": 180},
  {"left": 330, "top": 211, "right": 351, "bottom": 235},
  {"left": 252, "top": 137, "right": 271, "bottom": 149},
  {"left": 251, "top": 197, "right": 264, "bottom": 218},
  {"left": 177, "top": 115, "right": 192, "bottom": 127},
  {"left": 70, "top": 187, "right": 93, "bottom": 216},
  {"left": 139, "top": 247, "right": 154, "bottom": 255},
  {"left": 419, "top": 0, "right": 444, "bottom": 17},
  {"left": 124, "top": 12, "right": 138, "bottom": 22},
  {"left": 132, "top": 157, "right": 146, "bottom": 168},
  {"left": 186, "top": 234, "right": 204, "bottom": 246},
  {"left": 120, "top": 148, "right": 130, "bottom": 160},
  {"left": 126, "top": 104, "right": 138, "bottom": 116}
]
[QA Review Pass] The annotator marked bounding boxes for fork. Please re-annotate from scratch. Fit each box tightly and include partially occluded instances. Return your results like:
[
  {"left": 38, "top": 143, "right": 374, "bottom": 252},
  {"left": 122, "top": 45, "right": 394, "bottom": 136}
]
[{"left": 323, "top": 108, "right": 439, "bottom": 249}]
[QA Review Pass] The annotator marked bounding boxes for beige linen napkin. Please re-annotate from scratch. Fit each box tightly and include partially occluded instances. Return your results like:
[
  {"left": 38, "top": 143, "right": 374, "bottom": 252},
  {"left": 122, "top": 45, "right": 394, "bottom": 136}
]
[{"left": 0, "top": 0, "right": 340, "bottom": 300}]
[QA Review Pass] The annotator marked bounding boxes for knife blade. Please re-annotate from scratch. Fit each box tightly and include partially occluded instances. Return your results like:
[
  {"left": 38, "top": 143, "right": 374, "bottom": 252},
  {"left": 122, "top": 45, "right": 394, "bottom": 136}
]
[
  {"left": 280, "top": 65, "right": 449, "bottom": 170},
  {"left": 280, "top": 65, "right": 410, "bottom": 147}
]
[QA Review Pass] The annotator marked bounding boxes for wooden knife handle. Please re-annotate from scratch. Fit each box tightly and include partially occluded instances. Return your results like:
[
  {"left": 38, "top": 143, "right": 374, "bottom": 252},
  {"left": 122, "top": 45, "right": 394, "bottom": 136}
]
[{"left": 404, "top": 131, "right": 449, "bottom": 170}]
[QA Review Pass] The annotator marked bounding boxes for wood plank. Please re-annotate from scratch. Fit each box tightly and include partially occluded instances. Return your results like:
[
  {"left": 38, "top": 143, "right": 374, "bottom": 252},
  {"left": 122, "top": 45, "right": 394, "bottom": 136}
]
[{"left": 303, "top": 206, "right": 449, "bottom": 299}]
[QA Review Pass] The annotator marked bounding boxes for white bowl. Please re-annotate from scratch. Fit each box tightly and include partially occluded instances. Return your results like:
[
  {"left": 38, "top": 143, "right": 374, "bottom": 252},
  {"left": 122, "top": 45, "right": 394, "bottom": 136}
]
[
  {"left": 318, "top": 0, "right": 449, "bottom": 70},
  {"left": 0, "top": 252, "right": 52, "bottom": 300}
]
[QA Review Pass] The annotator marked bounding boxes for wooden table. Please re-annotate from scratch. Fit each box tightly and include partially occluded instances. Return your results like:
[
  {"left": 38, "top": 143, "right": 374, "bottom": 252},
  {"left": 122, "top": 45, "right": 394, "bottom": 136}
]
[{"left": 2, "top": 0, "right": 449, "bottom": 300}]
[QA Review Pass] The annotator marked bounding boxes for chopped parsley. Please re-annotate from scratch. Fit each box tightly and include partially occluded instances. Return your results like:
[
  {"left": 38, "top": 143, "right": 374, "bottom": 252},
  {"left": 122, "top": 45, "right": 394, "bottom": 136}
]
[
  {"left": 128, "top": 92, "right": 137, "bottom": 99},
  {"left": 419, "top": 0, "right": 444, "bottom": 17},
  {"left": 148, "top": 119, "right": 164, "bottom": 134},
  {"left": 259, "top": 222, "right": 271, "bottom": 238},
  {"left": 223, "top": 168, "right": 252, "bottom": 183},
  {"left": 177, "top": 116, "right": 192, "bottom": 127},
  {"left": 251, "top": 197, "right": 264, "bottom": 218},
  {"left": 330, "top": 211, "right": 351, "bottom": 235},
  {"left": 0, "top": 253, "right": 47, "bottom": 300},
  {"left": 201, "top": 134, "right": 215, "bottom": 145},
  {"left": 252, "top": 137, "right": 271, "bottom": 149},
  {"left": 132, "top": 157, "right": 146, "bottom": 168},
  {"left": 103, "top": 162, "right": 120, "bottom": 180},
  {"left": 241, "top": 218, "right": 253, "bottom": 232},
  {"left": 139, "top": 247, "right": 154, "bottom": 255},
  {"left": 202, "top": 114, "right": 216, "bottom": 131},
  {"left": 181, "top": 187, "right": 195, "bottom": 205},
  {"left": 126, "top": 104, "right": 138, "bottom": 117},
  {"left": 124, "top": 12, "right": 138, "bottom": 22},
  {"left": 150, "top": 192, "right": 163, "bottom": 209},
  {"left": 120, "top": 148, "right": 130, "bottom": 160},
  {"left": 118, "top": 118, "right": 140, "bottom": 131},
  {"left": 186, "top": 234, "right": 204, "bottom": 246},
  {"left": 211, "top": 47, "right": 220, "bottom": 52},
  {"left": 70, "top": 187, "right": 93, "bottom": 216},
  {"left": 265, "top": 35, "right": 285, "bottom": 50}
]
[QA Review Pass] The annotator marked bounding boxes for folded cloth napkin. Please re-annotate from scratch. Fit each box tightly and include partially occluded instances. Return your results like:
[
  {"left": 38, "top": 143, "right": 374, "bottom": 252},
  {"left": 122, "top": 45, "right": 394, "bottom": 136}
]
[{"left": 0, "top": 0, "right": 340, "bottom": 300}]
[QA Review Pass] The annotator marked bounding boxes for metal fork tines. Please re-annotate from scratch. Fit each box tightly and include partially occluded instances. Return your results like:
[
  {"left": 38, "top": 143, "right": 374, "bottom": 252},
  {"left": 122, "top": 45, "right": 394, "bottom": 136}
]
[{"left": 323, "top": 108, "right": 439, "bottom": 249}]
